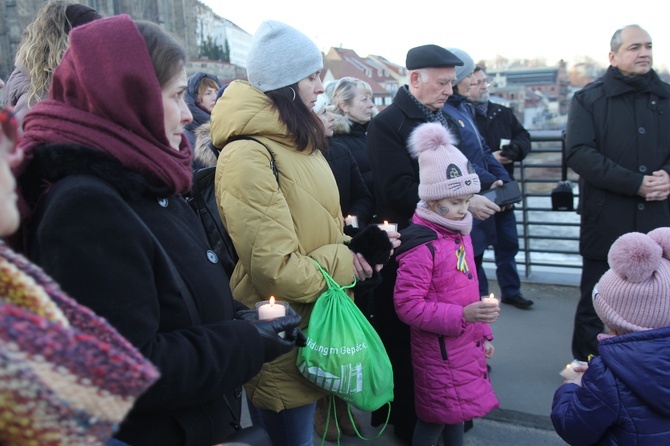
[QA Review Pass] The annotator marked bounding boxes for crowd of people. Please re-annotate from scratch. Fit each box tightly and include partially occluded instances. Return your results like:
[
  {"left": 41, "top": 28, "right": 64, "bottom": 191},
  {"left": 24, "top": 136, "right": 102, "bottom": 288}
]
[{"left": 1, "top": 1, "right": 669, "bottom": 445}]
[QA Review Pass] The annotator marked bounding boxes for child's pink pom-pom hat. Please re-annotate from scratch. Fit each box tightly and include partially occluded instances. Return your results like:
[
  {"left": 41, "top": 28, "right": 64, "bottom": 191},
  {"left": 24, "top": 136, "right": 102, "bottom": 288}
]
[{"left": 593, "top": 227, "right": 670, "bottom": 335}]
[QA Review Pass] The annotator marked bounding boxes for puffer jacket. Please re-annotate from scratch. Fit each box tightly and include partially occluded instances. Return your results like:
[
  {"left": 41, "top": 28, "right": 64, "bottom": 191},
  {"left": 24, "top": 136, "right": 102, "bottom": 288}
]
[
  {"left": 551, "top": 327, "right": 670, "bottom": 445},
  {"left": 210, "top": 80, "right": 355, "bottom": 411},
  {"left": 394, "top": 215, "right": 498, "bottom": 424}
]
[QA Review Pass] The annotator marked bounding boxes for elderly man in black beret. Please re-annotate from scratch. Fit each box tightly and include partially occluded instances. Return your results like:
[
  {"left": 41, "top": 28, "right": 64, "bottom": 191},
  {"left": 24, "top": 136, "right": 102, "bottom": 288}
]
[{"left": 366, "top": 44, "right": 498, "bottom": 443}]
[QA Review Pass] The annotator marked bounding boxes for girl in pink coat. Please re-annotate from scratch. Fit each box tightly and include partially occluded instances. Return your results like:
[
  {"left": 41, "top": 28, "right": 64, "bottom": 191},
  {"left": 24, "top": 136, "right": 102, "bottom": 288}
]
[{"left": 394, "top": 122, "right": 500, "bottom": 446}]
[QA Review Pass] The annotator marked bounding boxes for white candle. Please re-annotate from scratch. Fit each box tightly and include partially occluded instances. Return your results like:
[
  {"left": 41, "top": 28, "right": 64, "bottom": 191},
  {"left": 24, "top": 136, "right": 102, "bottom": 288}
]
[
  {"left": 256, "top": 296, "right": 286, "bottom": 320},
  {"left": 345, "top": 215, "right": 359, "bottom": 228},
  {"left": 256, "top": 296, "right": 288, "bottom": 337},
  {"left": 482, "top": 293, "right": 499, "bottom": 306},
  {"left": 559, "top": 360, "right": 581, "bottom": 380},
  {"left": 377, "top": 221, "right": 398, "bottom": 233},
  {"left": 499, "top": 138, "right": 511, "bottom": 149}
]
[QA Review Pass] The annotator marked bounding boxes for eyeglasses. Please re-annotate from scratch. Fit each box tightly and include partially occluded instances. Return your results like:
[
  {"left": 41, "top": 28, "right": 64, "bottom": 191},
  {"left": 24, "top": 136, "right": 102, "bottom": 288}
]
[
  {"left": 471, "top": 80, "right": 491, "bottom": 87},
  {"left": 0, "top": 107, "right": 19, "bottom": 154}
]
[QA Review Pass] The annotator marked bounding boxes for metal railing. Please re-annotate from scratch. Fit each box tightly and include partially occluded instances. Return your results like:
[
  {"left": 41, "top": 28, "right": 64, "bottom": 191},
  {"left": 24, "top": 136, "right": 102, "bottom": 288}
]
[{"left": 482, "top": 130, "right": 582, "bottom": 279}]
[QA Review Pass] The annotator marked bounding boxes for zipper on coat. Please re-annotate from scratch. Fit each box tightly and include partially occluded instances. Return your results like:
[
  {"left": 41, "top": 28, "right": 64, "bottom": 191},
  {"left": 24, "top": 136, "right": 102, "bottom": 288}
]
[{"left": 438, "top": 335, "right": 448, "bottom": 360}]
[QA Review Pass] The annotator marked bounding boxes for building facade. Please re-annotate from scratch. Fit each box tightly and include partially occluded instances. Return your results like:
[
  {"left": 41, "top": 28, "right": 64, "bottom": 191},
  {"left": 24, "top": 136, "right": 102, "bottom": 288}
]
[{"left": 1, "top": 0, "right": 198, "bottom": 82}]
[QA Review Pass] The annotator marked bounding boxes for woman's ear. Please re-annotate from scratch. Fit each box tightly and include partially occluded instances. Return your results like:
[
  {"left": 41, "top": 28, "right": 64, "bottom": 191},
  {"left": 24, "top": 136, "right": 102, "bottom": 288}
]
[{"left": 339, "top": 100, "right": 349, "bottom": 114}]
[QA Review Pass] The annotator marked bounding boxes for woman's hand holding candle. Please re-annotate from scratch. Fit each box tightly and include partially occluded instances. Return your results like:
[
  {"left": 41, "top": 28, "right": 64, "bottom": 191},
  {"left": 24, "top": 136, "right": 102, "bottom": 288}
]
[{"left": 256, "top": 296, "right": 288, "bottom": 337}]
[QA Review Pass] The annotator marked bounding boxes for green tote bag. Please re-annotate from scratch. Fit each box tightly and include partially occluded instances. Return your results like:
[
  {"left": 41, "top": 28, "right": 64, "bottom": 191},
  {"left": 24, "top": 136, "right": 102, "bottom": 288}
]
[{"left": 296, "top": 261, "right": 394, "bottom": 412}]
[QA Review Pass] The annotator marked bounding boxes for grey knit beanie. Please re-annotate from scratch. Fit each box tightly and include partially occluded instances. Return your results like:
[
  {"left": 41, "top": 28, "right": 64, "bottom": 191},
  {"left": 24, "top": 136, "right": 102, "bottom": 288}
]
[
  {"left": 246, "top": 20, "right": 323, "bottom": 93},
  {"left": 447, "top": 48, "right": 475, "bottom": 87}
]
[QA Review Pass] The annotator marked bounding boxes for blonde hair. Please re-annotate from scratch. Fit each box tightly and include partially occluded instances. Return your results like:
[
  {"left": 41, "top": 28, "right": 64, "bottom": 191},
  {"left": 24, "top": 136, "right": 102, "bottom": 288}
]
[
  {"left": 15, "top": 0, "right": 78, "bottom": 106},
  {"left": 329, "top": 77, "right": 373, "bottom": 117}
]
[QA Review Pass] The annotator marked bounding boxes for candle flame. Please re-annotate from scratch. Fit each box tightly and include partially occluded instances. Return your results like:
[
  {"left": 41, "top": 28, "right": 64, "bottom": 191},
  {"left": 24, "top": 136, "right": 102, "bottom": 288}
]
[
  {"left": 269, "top": 296, "right": 275, "bottom": 306},
  {"left": 383, "top": 220, "right": 389, "bottom": 225},
  {"left": 489, "top": 293, "right": 494, "bottom": 299}
]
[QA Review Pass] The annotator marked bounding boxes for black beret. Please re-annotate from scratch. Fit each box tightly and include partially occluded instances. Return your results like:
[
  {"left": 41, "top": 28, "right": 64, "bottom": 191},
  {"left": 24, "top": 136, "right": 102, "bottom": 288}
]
[{"left": 405, "top": 45, "right": 464, "bottom": 70}]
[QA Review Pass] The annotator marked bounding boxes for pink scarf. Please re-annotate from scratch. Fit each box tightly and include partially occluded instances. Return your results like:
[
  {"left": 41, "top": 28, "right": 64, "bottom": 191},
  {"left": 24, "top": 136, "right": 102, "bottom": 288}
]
[
  {"left": 415, "top": 201, "right": 473, "bottom": 235},
  {"left": 18, "top": 15, "right": 192, "bottom": 195}
]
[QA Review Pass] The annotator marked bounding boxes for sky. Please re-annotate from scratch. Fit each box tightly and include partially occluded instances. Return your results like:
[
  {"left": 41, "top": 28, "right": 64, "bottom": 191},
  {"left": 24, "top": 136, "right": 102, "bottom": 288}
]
[{"left": 202, "top": 0, "right": 669, "bottom": 71}]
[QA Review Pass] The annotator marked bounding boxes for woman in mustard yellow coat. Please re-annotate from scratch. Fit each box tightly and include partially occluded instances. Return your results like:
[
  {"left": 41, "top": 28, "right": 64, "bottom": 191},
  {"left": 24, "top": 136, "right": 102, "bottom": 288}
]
[{"left": 211, "top": 20, "right": 397, "bottom": 446}]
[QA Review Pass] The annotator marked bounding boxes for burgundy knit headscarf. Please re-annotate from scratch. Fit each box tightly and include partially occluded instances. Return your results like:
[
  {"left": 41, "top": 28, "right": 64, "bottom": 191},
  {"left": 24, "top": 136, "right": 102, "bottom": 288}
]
[{"left": 18, "top": 14, "right": 193, "bottom": 196}]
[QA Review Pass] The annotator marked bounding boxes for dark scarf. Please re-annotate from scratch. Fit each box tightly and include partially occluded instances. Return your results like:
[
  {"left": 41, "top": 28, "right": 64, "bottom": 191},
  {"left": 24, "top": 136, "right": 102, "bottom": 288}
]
[
  {"left": 404, "top": 85, "right": 451, "bottom": 129},
  {"left": 610, "top": 66, "right": 653, "bottom": 92},
  {"left": 18, "top": 15, "right": 193, "bottom": 199},
  {"left": 474, "top": 101, "right": 489, "bottom": 117}
]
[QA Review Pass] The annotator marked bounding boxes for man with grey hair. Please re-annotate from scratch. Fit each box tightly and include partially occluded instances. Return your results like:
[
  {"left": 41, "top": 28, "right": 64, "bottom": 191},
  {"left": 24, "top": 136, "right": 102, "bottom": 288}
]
[
  {"left": 566, "top": 24, "right": 670, "bottom": 361},
  {"left": 366, "top": 44, "right": 497, "bottom": 444}
]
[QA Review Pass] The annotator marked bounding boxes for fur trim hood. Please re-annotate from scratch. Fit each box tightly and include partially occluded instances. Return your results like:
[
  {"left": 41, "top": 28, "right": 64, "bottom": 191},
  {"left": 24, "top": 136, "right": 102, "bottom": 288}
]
[
  {"left": 194, "top": 122, "right": 218, "bottom": 168},
  {"left": 330, "top": 109, "right": 376, "bottom": 136}
]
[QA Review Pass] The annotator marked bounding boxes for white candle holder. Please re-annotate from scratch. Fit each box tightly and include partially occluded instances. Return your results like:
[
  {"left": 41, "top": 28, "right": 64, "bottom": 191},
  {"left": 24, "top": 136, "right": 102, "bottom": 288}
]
[
  {"left": 256, "top": 298, "right": 288, "bottom": 338},
  {"left": 377, "top": 221, "right": 398, "bottom": 233},
  {"left": 345, "top": 215, "right": 359, "bottom": 228}
]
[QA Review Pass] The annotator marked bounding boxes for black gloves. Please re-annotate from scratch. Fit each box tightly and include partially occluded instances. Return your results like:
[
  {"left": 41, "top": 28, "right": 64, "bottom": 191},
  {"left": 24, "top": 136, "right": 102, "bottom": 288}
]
[
  {"left": 344, "top": 223, "right": 361, "bottom": 237},
  {"left": 236, "top": 302, "right": 307, "bottom": 362},
  {"left": 345, "top": 224, "right": 393, "bottom": 266},
  {"left": 500, "top": 143, "right": 521, "bottom": 160},
  {"left": 251, "top": 314, "right": 305, "bottom": 363}
]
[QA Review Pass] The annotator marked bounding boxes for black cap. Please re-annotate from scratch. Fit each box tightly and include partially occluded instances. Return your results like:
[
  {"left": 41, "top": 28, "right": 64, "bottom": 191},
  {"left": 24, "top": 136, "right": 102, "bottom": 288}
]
[{"left": 405, "top": 45, "right": 464, "bottom": 70}]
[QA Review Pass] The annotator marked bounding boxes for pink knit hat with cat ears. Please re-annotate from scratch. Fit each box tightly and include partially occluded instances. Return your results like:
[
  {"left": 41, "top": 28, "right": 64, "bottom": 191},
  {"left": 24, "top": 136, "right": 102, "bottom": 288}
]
[
  {"left": 593, "top": 228, "right": 670, "bottom": 335},
  {"left": 408, "top": 122, "right": 480, "bottom": 201}
]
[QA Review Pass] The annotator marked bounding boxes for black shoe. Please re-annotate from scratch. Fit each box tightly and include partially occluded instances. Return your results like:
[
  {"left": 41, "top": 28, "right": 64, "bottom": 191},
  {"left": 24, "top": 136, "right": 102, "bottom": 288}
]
[{"left": 501, "top": 294, "right": 534, "bottom": 309}]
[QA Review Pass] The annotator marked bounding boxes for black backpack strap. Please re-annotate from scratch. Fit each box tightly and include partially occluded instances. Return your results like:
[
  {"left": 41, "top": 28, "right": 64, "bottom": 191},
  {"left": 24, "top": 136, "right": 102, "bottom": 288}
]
[
  {"left": 208, "top": 141, "right": 221, "bottom": 159},
  {"left": 426, "top": 242, "right": 436, "bottom": 259},
  {"left": 230, "top": 136, "right": 278, "bottom": 183}
]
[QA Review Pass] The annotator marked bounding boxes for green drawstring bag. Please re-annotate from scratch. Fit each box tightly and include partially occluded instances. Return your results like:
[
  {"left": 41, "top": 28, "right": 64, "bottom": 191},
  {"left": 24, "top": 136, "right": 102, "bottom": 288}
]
[{"left": 297, "top": 261, "right": 394, "bottom": 414}]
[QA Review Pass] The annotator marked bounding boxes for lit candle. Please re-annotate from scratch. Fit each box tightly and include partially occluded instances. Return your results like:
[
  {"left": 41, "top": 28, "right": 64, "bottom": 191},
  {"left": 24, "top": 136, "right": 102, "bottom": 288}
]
[
  {"left": 345, "top": 215, "right": 359, "bottom": 228},
  {"left": 482, "top": 293, "right": 499, "bottom": 306},
  {"left": 559, "top": 360, "right": 581, "bottom": 380},
  {"left": 255, "top": 296, "right": 288, "bottom": 337},
  {"left": 256, "top": 296, "right": 287, "bottom": 319},
  {"left": 377, "top": 221, "right": 398, "bottom": 234}
]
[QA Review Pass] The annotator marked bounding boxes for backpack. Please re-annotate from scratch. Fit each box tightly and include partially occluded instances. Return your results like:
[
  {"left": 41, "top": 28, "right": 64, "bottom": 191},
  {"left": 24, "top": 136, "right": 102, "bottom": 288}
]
[{"left": 186, "top": 137, "right": 278, "bottom": 278}]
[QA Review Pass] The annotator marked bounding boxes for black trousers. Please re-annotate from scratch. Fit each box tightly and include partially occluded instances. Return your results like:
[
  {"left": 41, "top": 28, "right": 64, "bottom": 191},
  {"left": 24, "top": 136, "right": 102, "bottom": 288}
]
[{"left": 571, "top": 257, "right": 608, "bottom": 361}]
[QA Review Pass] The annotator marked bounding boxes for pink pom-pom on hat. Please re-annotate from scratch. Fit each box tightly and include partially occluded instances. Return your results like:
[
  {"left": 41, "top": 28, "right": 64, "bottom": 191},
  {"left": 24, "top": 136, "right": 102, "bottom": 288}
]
[
  {"left": 407, "top": 122, "right": 480, "bottom": 201},
  {"left": 594, "top": 229, "right": 670, "bottom": 335}
]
